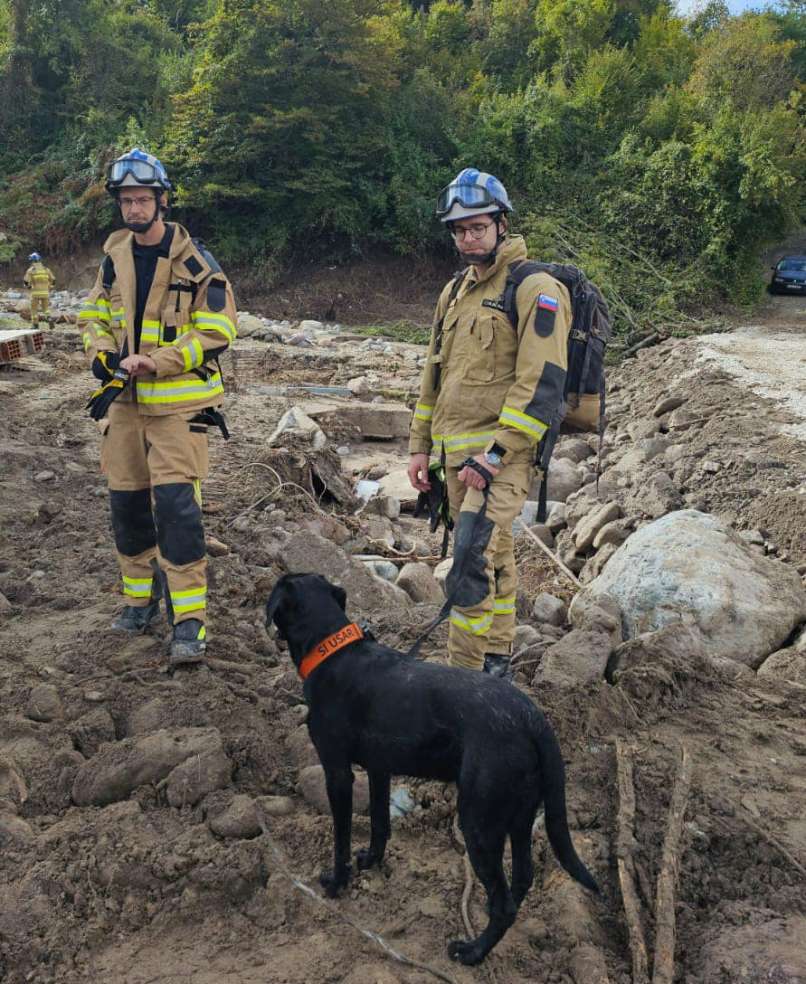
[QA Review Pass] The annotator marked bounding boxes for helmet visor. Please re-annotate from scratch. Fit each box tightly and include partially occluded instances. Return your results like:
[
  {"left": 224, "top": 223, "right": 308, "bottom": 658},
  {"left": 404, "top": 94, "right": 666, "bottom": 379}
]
[
  {"left": 436, "top": 182, "right": 496, "bottom": 216},
  {"left": 107, "top": 158, "right": 161, "bottom": 186}
]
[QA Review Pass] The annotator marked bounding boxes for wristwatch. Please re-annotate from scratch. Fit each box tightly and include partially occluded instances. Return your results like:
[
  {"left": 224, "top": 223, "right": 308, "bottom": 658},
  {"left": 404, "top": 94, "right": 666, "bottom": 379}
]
[{"left": 484, "top": 450, "right": 503, "bottom": 468}]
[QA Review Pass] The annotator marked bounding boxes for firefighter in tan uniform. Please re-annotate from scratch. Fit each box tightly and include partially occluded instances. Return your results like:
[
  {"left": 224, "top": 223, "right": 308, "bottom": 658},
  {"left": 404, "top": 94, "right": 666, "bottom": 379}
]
[
  {"left": 24, "top": 253, "right": 55, "bottom": 327},
  {"left": 78, "top": 148, "right": 237, "bottom": 666},
  {"left": 408, "top": 169, "right": 571, "bottom": 678}
]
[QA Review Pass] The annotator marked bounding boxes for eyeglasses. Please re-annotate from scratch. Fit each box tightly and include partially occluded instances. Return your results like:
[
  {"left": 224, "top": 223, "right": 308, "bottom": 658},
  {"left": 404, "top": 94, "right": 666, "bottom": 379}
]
[
  {"left": 450, "top": 222, "right": 496, "bottom": 241},
  {"left": 118, "top": 194, "right": 155, "bottom": 210},
  {"left": 436, "top": 181, "right": 500, "bottom": 216}
]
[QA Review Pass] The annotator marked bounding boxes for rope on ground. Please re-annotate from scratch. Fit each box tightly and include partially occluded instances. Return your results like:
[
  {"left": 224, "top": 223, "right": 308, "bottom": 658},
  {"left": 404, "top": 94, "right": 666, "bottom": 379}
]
[
  {"left": 652, "top": 743, "right": 692, "bottom": 984},
  {"left": 226, "top": 460, "right": 327, "bottom": 527},
  {"left": 254, "top": 802, "right": 459, "bottom": 984},
  {"left": 451, "top": 813, "right": 475, "bottom": 939},
  {"left": 615, "top": 739, "right": 650, "bottom": 984},
  {"left": 519, "top": 523, "right": 581, "bottom": 589}
]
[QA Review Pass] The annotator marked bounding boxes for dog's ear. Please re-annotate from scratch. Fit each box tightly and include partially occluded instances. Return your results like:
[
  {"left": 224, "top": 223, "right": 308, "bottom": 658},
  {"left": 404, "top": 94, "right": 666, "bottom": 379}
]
[
  {"left": 330, "top": 582, "right": 347, "bottom": 611},
  {"left": 265, "top": 577, "right": 291, "bottom": 628}
]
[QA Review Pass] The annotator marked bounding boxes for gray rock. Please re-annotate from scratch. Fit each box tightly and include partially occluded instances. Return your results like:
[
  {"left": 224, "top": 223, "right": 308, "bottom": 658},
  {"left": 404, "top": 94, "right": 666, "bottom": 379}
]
[
  {"left": 514, "top": 624, "right": 542, "bottom": 652},
  {"left": 298, "top": 319, "right": 323, "bottom": 332},
  {"left": 235, "top": 313, "right": 264, "bottom": 337},
  {"left": 72, "top": 727, "right": 229, "bottom": 807},
  {"left": 433, "top": 557, "right": 452, "bottom": 588},
  {"left": 286, "top": 333, "right": 315, "bottom": 348},
  {"left": 627, "top": 470, "right": 683, "bottom": 519},
  {"left": 579, "top": 542, "right": 619, "bottom": 583},
  {"left": 25, "top": 684, "right": 63, "bottom": 723},
  {"left": 282, "top": 531, "right": 410, "bottom": 612},
  {"left": 396, "top": 562, "right": 443, "bottom": 604},
  {"left": 578, "top": 509, "right": 806, "bottom": 668},
  {"left": 166, "top": 744, "right": 231, "bottom": 809},
  {"left": 298, "top": 764, "right": 369, "bottom": 815},
  {"left": 534, "top": 457, "right": 584, "bottom": 503},
  {"left": 574, "top": 501, "right": 621, "bottom": 552},
  {"left": 609, "top": 624, "right": 707, "bottom": 678},
  {"left": 757, "top": 645, "right": 806, "bottom": 686},
  {"left": 626, "top": 418, "right": 661, "bottom": 441},
  {"left": 592, "top": 518, "right": 632, "bottom": 551},
  {"left": 347, "top": 376, "right": 370, "bottom": 397},
  {"left": 363, "top": 559, "right": 398, "bottom": 582},
  {"left": 534, "top": 629, "right": 612, "bottom": 687},
  {"left": 524, "top": 524, "right": 555, "bottom": 549},
  {"left": 68, "top": 707, "right": 116, "bottom": 757},
  {"left": 267, "top": 407, "right": 327, "bottom": 451},
  {"left": 257, "top": 794, "right": 295, "bottom": 817},
  {"left": 285, "top": 724, "right": 320, "bottom": 768},
  {"left": 208, "top": 794, "right": 261, "bottom": 839},
  {"left": 554, "top": 437, "right": 592, "bottom": 463},
  {"left": 545, "top": 501, "right": 567, "bottom": 533},
  {"left": 532, "top": 593, "right": 566, "bottom": 626},
  {"left": 568, "top": 592, "right": 623, "bottom": 646},
  {"left": 34, "top": 470, "right": 55, "bottom": 483},
  {"left": 653, "top": 394, "right": 687, "bottom": 417}
]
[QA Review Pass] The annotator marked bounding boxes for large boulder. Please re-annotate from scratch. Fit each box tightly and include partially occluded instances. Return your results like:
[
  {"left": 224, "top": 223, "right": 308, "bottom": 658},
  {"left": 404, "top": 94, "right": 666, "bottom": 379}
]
[{"left": 579, "top": 510, "right": 806, "bottom": 668}]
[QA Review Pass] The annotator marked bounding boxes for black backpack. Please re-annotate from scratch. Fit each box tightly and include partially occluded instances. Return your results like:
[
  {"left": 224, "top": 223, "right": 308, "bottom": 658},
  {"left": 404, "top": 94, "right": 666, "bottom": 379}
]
[{"left": 502, "top": 261, "right": 612, "bottom": 520}]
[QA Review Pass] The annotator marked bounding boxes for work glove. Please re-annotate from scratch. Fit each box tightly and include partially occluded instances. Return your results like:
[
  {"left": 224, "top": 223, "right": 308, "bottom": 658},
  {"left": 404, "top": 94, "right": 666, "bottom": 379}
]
[
  {"left": 91, "top": 350, "right": 120, "bottom": 383},
  {"left": 86, "top": 368, "right": 130, "bottom": 421}
]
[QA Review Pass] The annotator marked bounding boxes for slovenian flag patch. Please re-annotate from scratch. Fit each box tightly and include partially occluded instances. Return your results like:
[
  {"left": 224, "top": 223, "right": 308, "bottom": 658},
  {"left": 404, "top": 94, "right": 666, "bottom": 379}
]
[{"left": 538, "top": 293, "right": 558, "bottom": 311}]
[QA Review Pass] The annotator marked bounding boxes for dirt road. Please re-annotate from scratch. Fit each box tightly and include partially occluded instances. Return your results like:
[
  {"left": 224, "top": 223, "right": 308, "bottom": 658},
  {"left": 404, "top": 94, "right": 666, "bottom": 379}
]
[{"left": 0, "top": 290, "right": 804, "bottom": 984}]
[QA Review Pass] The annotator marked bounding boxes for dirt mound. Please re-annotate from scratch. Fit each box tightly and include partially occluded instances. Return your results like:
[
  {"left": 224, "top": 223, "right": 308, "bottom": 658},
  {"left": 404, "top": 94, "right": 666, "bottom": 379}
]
[{"left": 1, "top": 298, "right": 805, "bottom": 983}]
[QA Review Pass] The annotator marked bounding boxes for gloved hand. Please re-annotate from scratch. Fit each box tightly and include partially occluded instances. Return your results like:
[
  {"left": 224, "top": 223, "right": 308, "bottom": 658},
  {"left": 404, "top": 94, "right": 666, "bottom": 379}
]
[
  {"left": 86, "top": 368, "right": 130, "bottom": 421},
  {"left": 91, "top": 350, "right": 120, "bottom": 383}
]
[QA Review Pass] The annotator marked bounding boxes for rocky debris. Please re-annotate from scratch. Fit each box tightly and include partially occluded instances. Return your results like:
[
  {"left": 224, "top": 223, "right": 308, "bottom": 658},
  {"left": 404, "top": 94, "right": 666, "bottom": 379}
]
[
  {"left": 286, "top": 724, "right": 320, "bottom": 769},
  {"left": 71, "top": 727, "right": 231, "bottom": 807},
  {"left": 24, "top": 683, "right": 63, "bottom": 722},
  {"left": 573, "top": 501, "right": 621, "bottom": 552},
  {"left": 298, "top": 764, "right": 370, "bottom": 815},
  {"left": 377, "top": 467, "right": 418, "bottom": 510},
  {"left": 433, "top": 556, "right": 452, "bottom": 587},
  {"left": 757, "top": 626, "right": 806, "bottom": 685},
  {"left": 33, "top": 470, "right": 55, "bottom": 483},
  {"left": 205, "top": 536, "right": 230, "bottom": 557},
  {"left": 653, "top": 394, "right": 687, "bottom": 417},
  {"left": 68, "top": 707, "right": 116, "bottom": 757},
  {"left": 362, "top": 558, "right": 398, "bottom": 582},
  {"left": 533, "top": 456, "right": 584, "bottom": 502},
  {"left": 568, "top": 592, "right": 623, "bottom": 647},
  {"left": 309, "top": 402, "right": 411, "bottom": 441},
  {"left": 592, "top": 518, "right": 633, "bottom": 550},
  {"left": 267, "top": 406, "right": 327, "bottom": 451},
  {"left": 347, "top": 375, "right": 371, "bottom": 397},
  {"left": 532, "top": 593, "right": 567, "bottom": 626},
  {"left": 533, "top": 629, "right": 613, "bottom": 687},
  {"left": 581, "top": 510, "right": 806, "bottom": 667},
  {"left": 396, "top": 562, "right": 443, "bottom": 604},
  {"left": 208, "top": 794, "right": 261, "bottom": 839},
  {"left": 0, "top": 812, "right": 35, "bottom": 848},
  {"left": 258, "top": 794, "right": 295, "bottom": 817},
  {"left": 281, "top": 531, "right": 410, "bottom": 612}
]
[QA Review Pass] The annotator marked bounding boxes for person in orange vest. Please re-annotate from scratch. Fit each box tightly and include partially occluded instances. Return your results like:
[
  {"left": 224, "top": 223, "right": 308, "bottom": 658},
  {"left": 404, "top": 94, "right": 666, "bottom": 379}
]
[{"left": 23, "top": 253, "right": 56, "bottom": 328}]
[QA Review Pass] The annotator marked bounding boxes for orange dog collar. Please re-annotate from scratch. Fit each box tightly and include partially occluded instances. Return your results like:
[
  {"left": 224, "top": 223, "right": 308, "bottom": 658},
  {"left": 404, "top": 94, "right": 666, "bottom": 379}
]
[{"left": 299, "top": 623, "right": 364, "bottom": 680}]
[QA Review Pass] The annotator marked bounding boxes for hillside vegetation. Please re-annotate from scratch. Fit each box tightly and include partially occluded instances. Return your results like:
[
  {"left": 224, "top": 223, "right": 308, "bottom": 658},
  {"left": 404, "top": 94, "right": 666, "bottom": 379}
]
[{"left": 0, "top": 0, "right": 804, "bottom": 333}]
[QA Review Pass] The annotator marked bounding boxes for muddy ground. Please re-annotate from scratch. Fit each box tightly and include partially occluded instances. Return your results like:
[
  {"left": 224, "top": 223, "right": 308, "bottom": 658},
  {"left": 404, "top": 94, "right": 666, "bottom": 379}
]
[{"left": 0, "top": 284, "right": 805, "bottom": 984}]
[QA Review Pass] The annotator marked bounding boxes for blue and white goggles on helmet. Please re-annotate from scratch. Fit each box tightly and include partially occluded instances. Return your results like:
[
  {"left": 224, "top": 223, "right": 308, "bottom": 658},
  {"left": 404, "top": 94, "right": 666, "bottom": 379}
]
[
  {"left": 106, "top": 149, "right": 171, "bottom": 191},
  {"left": 436, "top": 181, "right": 501, "bottom": 216}
]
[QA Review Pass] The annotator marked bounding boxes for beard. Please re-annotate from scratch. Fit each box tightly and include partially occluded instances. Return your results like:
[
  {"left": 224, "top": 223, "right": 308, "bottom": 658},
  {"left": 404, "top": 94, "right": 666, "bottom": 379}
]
[{"left": 456, "top": 245, "right": 497, "bottom": 265}]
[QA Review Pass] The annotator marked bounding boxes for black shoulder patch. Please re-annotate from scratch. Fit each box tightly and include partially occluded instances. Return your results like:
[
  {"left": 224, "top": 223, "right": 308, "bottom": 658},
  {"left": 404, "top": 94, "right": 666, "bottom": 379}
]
[
  {"left": 534, "top": 293, "right": 558, "bottom": 338},
  {"left": 206, "top": 277, "right": 227, "bottom": 313},
  {"left": 184, "top": 254, "right": 203, "bottom": 277}
]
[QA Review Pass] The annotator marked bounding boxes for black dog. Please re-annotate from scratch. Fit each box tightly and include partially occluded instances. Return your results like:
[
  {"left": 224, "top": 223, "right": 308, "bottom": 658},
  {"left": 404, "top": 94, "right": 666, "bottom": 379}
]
[{"left": 266, "top": 573, "right": 599, "bottom": 965}]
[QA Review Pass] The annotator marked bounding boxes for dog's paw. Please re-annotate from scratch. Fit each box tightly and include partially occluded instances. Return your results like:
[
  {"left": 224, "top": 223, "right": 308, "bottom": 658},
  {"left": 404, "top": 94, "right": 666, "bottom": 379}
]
[
  {"left": 448, "top": 939, "right": 486, "bottom": 966},
  {"left": 355, "top": 848, "right": 381, "bottom": 871},
  {"left": 319, "top": 867, "right": 351, "bottom": 898}
]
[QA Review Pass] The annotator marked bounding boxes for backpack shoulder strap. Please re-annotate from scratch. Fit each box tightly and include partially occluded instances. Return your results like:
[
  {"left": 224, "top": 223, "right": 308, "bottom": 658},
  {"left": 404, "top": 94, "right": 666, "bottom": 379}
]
[
  {"left": 101, "top": 255, "right": 116, "bottom": 292},
  {"left": 432, "top": 269, "right": 468, "bottom": 392},
  {"left": 502, "top": 260, "right": 547, "bottom": 331}
]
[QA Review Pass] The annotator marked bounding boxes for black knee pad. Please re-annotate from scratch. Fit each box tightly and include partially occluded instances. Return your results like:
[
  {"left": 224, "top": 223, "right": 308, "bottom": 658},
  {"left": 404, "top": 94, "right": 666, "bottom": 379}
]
[
  {"left": 152, "top": 482, "right": 206, "bottom": 565},
  {"left": 447, "top": 510, "right": 494, "bottom": 608},
  {"left": 109, "top": 488, "right": 157, "bottom": 557}
]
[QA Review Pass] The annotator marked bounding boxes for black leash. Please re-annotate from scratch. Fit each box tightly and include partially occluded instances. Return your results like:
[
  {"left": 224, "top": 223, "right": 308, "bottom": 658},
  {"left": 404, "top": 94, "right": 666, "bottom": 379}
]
[{"left": 406, "top": 484, "right": 490, "bottom": 659}]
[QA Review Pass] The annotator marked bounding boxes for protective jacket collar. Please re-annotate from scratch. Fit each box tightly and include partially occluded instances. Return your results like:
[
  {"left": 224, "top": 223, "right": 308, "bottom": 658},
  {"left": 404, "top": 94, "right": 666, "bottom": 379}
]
[{"left": 465, "top": 235, "right": 527, "bottom": 285}]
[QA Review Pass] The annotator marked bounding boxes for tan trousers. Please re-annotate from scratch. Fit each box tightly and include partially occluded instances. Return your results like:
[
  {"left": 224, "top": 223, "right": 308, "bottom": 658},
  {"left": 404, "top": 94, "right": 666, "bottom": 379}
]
[
  {"left": 30, "top": 294, "right": 50, "bottom": 324},
  {"left": 100, "top": 401, "right": 210, "bottom": 623},
  {"left": 445, "top": 459, "right": 532, "bottom": 671}
]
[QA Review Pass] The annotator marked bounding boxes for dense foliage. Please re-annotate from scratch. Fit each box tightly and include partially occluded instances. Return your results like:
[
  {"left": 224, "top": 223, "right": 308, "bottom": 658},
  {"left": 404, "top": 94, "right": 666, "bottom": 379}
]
[{"left": 0, "top": 0, "right": 803, "bottom": 328}]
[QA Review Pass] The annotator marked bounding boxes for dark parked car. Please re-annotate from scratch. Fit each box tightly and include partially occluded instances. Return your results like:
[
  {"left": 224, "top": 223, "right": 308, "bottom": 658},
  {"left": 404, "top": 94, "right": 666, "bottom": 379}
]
[{"left": 770, "top": 255, "right": 806, "bottom": 294}]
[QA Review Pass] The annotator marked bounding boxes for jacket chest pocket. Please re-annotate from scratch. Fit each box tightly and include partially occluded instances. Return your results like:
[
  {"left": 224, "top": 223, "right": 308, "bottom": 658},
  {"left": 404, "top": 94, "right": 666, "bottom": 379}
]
[
  {"left": 160, "top": 285, "right": 195, "bottom": 345},
  {"left": 455, "top": 311, "right": 497, "bottom": 383}
]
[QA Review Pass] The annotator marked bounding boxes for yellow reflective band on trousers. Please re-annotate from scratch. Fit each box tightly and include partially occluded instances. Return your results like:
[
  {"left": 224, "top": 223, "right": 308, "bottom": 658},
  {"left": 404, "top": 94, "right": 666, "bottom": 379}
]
[
  {"left": 414, "top": 402, "right": 433, "bottom": 422},
  {"left": 192, "top": 311, "right": 237, "bottom": 343},
  {"left": 498, "top": 406, "right": 548, "bottom": 441},
  {"left": 449, "top": 609, "right": 493, "bottom": 636},
  {"left": 123, "top": 574, "right": 153, "bottom": 598},
  {"left": 493, "top": 595, "right": 516, "bottom": 616},
  {"left": 432, "top": 431, "right": 496, "bottom": 455},
  {"left": 136, "top": 372, "right": 224, "bottom": 405},
  {"left": 171, "top": 586, "right": 207, "bottom": 615}
]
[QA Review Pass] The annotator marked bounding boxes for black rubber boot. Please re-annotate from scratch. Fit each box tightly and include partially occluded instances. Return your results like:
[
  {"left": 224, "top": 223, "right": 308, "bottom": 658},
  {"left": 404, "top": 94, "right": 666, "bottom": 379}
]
[
  {"left": 169, "top": 618, "right": 207, "bottom": 666},
  {"left": 483, "top": 653, "right": 513, "bottom": 681},
  {"left": 111, "top": 600, "right": 161, "bottom": 633}
]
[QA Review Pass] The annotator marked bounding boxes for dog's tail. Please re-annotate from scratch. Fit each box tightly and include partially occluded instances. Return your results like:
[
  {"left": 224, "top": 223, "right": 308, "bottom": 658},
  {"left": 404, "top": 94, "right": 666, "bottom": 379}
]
[{"left": 536, "top": 723, "right": 600, "bottom": 894}]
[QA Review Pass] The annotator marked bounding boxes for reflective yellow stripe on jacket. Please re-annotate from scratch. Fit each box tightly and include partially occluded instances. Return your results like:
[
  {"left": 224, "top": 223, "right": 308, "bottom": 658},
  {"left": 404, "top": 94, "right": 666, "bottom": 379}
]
[
  {"left": 498, "top": 406, "right": 548, "bottom": 442},
  {"left": 136, "top": 372, "right": 224, "bottom": 405},
  {"left": 192, "top": 311, "right": 237, "bottom": 343},
  {"left": 432, "top": 430, "right": 496, "bottom": 456}
]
